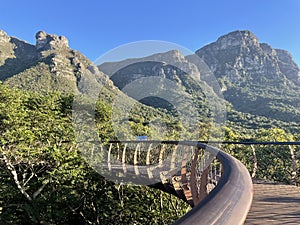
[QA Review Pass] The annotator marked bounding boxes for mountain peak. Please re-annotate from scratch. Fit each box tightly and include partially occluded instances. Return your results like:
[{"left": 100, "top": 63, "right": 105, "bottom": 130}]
[
  {"left": 196, "top": 29, "right": 300, "bottom": 86},
  {"left": 0, "top": 30, "right": 10, "bottom": 43},
  {"left": 35, "top": 30, "right": 69, "bottom": 50},
  {"left": 216, "top": 30, "right": 259, "bottom": 49}
]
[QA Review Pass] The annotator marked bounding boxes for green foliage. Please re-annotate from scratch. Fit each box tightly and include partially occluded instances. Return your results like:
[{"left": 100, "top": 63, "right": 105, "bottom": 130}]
[
  {"left": 220, "top": 127, "right": 299, "bottom": 185},
  {"left": 0, "top": 83, "right": 190, "bottom": 224},
  {"left": 5, "top": 62, "right": 78, "bottom": 94}
]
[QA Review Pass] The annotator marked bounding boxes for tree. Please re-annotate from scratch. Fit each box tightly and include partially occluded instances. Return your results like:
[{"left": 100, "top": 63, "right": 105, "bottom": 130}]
[
  {"left": 254, "top": 128, "right": 297, "bottom": 184},
  {"left": 0, "top": 84, "right": 190, "bottom": 224}
]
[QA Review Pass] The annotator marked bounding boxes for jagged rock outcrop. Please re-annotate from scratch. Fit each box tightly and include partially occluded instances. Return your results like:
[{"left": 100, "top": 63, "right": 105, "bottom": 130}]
[
  {"left": 0, "top": 30, "right": 38, "bottom": 80},
  {"left": 0, "top": 30, "right": 113, "bottom": 93},
  {"left": 36, "top": 30, "right": 69, "bottom": 51},
  {"left": 0, "top": 30, "right": 10, "bottom": 43},
  {"left": 0, "top": 30, "right": 14, "bottom": 66},
  {"left": 275, "top": 49, "right": 300, "bottom": 83}
]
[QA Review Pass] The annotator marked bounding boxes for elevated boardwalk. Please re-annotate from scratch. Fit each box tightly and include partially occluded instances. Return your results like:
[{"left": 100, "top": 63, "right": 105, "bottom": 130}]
[
  {"left": 246, "top": 182, "right": 300, "bottom": 224},
  {"left": 98, "top": 141, "right": 299, "bottom": 224}
]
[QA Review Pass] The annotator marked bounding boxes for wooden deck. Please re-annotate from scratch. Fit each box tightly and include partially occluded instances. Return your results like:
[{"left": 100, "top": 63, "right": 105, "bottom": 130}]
[{"left": 245, "top": 181, "right": 300, "bottom": 224}]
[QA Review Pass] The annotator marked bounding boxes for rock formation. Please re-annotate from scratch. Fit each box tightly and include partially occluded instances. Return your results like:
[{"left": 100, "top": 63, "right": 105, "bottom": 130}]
[
  {"left": 196, "top": 30, "right": 300, "bottom": 86},
  {"left": 0, "top": 30, "right": 113, "bottom": 93},
  {"left": 36, "top": 30, "right": 69, "bottom": 50}
]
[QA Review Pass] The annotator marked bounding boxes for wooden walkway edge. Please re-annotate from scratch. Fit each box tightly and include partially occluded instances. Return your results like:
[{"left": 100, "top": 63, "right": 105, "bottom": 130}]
[{"left": 245, "top": 182, "right": 300, "bottom": 224}]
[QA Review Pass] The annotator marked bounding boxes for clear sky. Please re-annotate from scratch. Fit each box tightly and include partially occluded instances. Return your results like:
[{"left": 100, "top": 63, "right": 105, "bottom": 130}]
[{"left": 1, "top": 0, "right": 300, "bottom": 65}]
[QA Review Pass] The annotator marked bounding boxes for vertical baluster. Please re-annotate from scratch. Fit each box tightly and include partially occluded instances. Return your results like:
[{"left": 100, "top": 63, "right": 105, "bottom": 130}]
[
  {"left": 117, "top": 143, "right": 120, "bottom": 161},
  {"left": 190, "top": 147, "right": 200, "bottom": 206},
  {"left": 146, "top": 143, "right": 152, "bottom": 165},
  {"left": 215, "top": 161, "right": 218, "bottom": 182},
  {"left": 134, "top": 143, "right": 140, "bottom": 176},
  {"left": 159, "top": 144, "right": 165, "bottom": 168},
  {"left": 251, "top": 144, "right": 257, "bottom": 178},
  {"left": 199, "top": 165, "right": 209, "bottom": 199},
  {"left": 122, "top": 143, "right": 127, "bottom": 174},
  {"left": 210, "top": 161, "right": 213, "bottom": 181},
  {"left": 288, "top": 145, "right": 297, "bottom": 185},
  {"left": 134, "top": 143, "right": 139, "bottom": 165},
  {"left": 107, "top": 143, "right": 112, "bottom": 171},
  {"left": 219, "top": 162, "right": 222, "bottom": 181},
  {"left": 146, "top": 143, "right": 153, "bottom": 179},
  {"left": 170, "top": 145, "right": 178, "bottom": 171},
  {"left": 181, "top": 145, "right": 194, "bottom": 207}
]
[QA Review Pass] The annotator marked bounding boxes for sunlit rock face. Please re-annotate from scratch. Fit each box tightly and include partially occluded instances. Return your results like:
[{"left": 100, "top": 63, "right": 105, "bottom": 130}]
[
  {"left": 195, "top": 30, "right": 300, "bottom": 124},
  {"left": 0, "top": 30, "right": 113, "bottom": 93},
  {"left": 196, "top": 30, "right": 299, "bottom": 85},
  {"left": 35, "top": 30, "right": 69, "bottom": 50}
]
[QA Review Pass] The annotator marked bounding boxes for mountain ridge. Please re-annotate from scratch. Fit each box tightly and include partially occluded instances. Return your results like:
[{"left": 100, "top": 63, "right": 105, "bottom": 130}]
[
  {"left": 1, "top": 29, "right": 300, "bottom": 134},
  {"left": 98, "top": 30, "right": 300, "bottom": 133},
  {"left": 0, "top": 29, "right": 114, "bottom": 93}
]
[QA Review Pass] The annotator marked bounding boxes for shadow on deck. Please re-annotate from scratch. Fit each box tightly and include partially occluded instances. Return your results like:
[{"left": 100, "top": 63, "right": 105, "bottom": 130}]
[{"left": 245, "top": 182, "right": 300, "bottom": 225}]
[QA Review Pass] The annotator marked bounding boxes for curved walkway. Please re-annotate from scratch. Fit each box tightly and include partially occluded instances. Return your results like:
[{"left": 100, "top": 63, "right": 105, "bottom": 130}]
[{"left": 245, "top": 181, "right": 300, "bottom": 224}]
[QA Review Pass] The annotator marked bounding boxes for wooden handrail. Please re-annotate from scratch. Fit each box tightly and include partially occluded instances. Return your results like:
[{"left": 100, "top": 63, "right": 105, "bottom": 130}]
[
  {"left": 107, "top": 140, "right": 253, "bottom": 224},
  {"left": 173, "top": 142, "right": 253, "bottom": 225}
]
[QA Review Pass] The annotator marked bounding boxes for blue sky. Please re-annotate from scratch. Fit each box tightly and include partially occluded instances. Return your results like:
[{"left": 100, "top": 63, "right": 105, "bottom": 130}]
[{"left": 1, "top": 0, "right": 300, "bottom": 65}]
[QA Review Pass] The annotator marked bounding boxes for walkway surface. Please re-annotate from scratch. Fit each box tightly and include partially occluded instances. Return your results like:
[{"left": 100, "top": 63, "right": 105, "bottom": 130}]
[{"left": 245, "top": 181, "right": 300, "bottom": 224}]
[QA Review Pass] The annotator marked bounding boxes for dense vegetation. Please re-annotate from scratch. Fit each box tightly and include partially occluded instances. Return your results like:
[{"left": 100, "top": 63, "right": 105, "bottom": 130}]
[
  {"left": 0, "top": 82, "right": 299, "bottom": 224},
  {"left": 0, "top": 83, "right": 190, "bottom": 224},
  {"left": 220, "top": 127, "right": 300, "bottom": 185}
]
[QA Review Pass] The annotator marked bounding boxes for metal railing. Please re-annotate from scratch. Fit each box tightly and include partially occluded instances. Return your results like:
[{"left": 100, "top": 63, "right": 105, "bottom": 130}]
[
  {"left": 100, "top": 141, "right": 254, "bottom": 225},
  {"left": 217, "top": 141, "right": 300, "bottom": 186}
]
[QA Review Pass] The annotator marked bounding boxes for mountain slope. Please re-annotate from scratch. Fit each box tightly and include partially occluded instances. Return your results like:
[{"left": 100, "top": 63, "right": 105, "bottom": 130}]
[
  {"left": 0, "top": 30, "right": 189, "bottom": 140},
  {"left": 1, "top": 29, "right": 299, "bottom": 135},
  {"left": 99, "top": 30, "right": 300, "bottom": 133},
  {"left": 99, "top": 50, "right": 226, "bottom": 123},
  {"left": 196, "top": 30, "right": 300, "bottom": 124},
  {"left": 0, "top": 30, "right": 113, "bottom": 94}
]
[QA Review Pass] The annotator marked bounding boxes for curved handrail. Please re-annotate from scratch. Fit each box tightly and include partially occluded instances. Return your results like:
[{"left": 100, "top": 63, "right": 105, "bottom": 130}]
[
  {"left": 106, "top": 140, "right": 253, "bottom": 224},
  {"left": 173, "top": 142, "right": 253, "bottom": 225}
]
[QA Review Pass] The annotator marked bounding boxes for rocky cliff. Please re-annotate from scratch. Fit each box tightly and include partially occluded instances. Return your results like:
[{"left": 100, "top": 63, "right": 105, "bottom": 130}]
[
  {"left": 195, "top": 30, "right": 300, "bottom": 125},
  {"left": 196, "top": 30, "right": 299, "bottom": 87},
  {"left": 0, "top": 30, "right": 112, "bottom": 93}
]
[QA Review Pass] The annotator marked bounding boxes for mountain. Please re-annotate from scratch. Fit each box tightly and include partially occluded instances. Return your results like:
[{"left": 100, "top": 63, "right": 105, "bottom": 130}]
[
  {"left": 99, "top": 50, "right": 226, "bottom": 127},
  {"left": 196, "top": 30, "right": 300, "bottom": 126},
  {"left": 1, "top": 29, "right": 300, "bottom": 135},
  {"left": 99, "top": 30, "right": 300, "bottom": 133},
  {"left": 0, "top": 30, "right": 113, "bottom": 93},
  {"left": 0, "top": 30, "right": 188, "bottom": 140}
]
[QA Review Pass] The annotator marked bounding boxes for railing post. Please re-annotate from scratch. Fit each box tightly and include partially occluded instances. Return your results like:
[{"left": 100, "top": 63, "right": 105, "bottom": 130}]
[
  {"left": 107, "top": 143, "right": 112, "bottom": 171},
  {"left": 134, "top": 143, "right": 140, "bottom": 175},
  {"left": 288, "top": 145, "right": 297, "bottom": 185},
  {"left": 181, "top": 146, "right": 194, "bottom": 206},
  {"left": 190, "top": 147, "right": 209, "bottom": 206},
  {"left": 122, "top": 143, "right": 127, "bottom": 174},
  {"left": 146, "top": 143, "right": 153, "bottom": 179},
  {"left": 251, "top": 144, "right": 257, "bottom": 178}
]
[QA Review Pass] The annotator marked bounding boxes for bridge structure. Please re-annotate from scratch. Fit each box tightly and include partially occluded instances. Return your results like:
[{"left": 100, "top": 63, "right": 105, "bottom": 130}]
[{"left": 96, "top": 140, "right": 299, "bottom": 224}]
